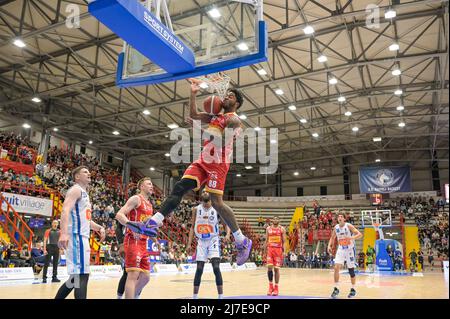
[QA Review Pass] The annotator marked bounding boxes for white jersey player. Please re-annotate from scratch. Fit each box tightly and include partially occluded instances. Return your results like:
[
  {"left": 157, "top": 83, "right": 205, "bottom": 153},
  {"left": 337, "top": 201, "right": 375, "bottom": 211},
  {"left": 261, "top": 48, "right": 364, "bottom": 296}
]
[
  {"left": 187, "top": 192, "right": 230, "bottom": 299},
  {"left": 328, "top": 212, "right": 362, "bottom": 298},
  {"left": 56, "top": 166, "right": 105, "bottom": 299}
]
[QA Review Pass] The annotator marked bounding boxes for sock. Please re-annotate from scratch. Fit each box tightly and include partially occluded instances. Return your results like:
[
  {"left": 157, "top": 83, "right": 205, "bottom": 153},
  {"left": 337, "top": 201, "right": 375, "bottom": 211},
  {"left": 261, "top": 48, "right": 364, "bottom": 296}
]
[
  {"left": 193, "top": 294, "right": 198, "bottom": 299},
  {"left": 334, "top": 282, "right": 340, "bottom": 290},
  {"left": 151, "top": 212, "right": 165, "bottom": 226},
  {"left": 232, "top": 229, "right": 245, "bottom": 244},
  {"left": 218, "top": 294, "right": 223, "bottom": 299},
  {"left": 274, "top": 283, "right": 278, "bottom": 287},
  {"left": 351, "top": 283, "right": 355, "bottom": 290},
  {"left": 135, "top": 293, "right": 141, "bottom": 299},
  {"left": 117, "top": 293, "right": 123, "bottom": 299}
]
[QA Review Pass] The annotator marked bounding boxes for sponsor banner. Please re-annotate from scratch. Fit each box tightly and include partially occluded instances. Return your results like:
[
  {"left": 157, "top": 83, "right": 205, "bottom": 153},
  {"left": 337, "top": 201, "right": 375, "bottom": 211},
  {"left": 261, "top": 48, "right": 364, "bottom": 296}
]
[
  {"left": 90, "top": 265, "right": 123, "bottom": 277},
  {"left": 247, "top": 195, "right": 345, "bottom": 202},
  {"left": 179, "top": 263, "right": 196, "bottom": 273},
  {"left": 41, "top": 267, "right": 68, "bottom": 279},
  {"left": 444, "top": 261, "right": 449, "bottom": 282},
  {"left": 0, "top": 267, "right": 34, "bottom": 281},
  {"left": 359, "top": 166, "right": 412, "bottom": 194},
  {"left": 1, "top": 192, "right": 53, "bottom": 217},
  {"left": 149, "top": 255, "right": 161, "bottom": 263},
  {"left": 154, "top": 264, "right": 178, "bottom": 274},
  {"left": 389, "top": 191, "right": 437, "bottom": 199},
  {"left": 245, "top": 262, "right": 257, "bottom": 270},
  {"left": 220, "top": 263, "right": 233, "bottom": 272},
  {"left": 234, "top": 264, "right": 247, "bottom": 271}
]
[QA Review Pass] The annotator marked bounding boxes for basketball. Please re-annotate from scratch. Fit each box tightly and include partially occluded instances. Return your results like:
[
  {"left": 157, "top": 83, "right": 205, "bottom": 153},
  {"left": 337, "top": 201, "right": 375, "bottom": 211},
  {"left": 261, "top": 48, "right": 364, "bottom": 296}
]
[{"left": 203, "top": 95, "right": 223, "bottom": 115}]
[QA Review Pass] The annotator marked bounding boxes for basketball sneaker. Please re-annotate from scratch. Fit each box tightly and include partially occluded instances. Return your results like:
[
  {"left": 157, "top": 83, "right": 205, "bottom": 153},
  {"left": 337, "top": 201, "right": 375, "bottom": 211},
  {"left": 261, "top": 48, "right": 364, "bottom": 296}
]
[
  {"left": 331, "top": 287, "right": 340, "bottom": 298},
  {"left": 267, "top": 283, "right": 274, "bottom": 296},
  {"left": 348, "top": 288, "right": 356, "bottom": 298},
  {"left": 272, "top": 285, "right": 279, "bottom": 296},
  {"left": 236, "top": 237, "right": 252, "bottom": 266}
]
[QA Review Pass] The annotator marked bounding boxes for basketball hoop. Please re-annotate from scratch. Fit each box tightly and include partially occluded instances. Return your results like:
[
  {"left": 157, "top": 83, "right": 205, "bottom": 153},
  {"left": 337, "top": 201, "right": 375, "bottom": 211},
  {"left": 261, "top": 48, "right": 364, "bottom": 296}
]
[{"left": 190, "top": 72, "right": 231, "bottom": 100}]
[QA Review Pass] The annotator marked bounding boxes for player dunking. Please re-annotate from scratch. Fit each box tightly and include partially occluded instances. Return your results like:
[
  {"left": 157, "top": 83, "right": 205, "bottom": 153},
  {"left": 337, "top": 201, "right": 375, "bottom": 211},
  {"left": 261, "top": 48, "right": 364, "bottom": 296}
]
[
  {"left": 186, "top": 191, "right": 231, "bottom": 299},
  {"left": 56, "top": 166, "right": 105, "bottom": 299},
  {"left": 127, "top": 81, "right": 252, "bottom": 265},
  {"left": 327, "top": 212, "right": 362, "bottom": 298},
  {"left": 116, "top": 177, "right": 156, "bottom": 299},
  {"left": 264, "top": 217, "right": 287, "bottom": 296}
]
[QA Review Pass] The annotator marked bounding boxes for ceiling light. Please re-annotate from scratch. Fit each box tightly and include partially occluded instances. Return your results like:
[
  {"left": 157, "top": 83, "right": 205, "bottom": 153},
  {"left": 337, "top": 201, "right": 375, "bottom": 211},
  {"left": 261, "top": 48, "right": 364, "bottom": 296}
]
[
  {"left": 257, "top": 69, "right": 267, "bottom": 76},
  {"left": 142, "top": 109, "right": 151, "bottom": 115},
  {"left": 288, "top": 105, "right": 296, "bottom": 111},
  {"left": 303, "top": 25, "right": 315, "bottom": 35},
  {"left": 352, "top": 126, "right": 359, "bottom": 132},
  {"left": 167, "top": 123, "right": 179, "bottom": 129},
  {"left": 88, "top": 140, "right": 93, "bottom": 144},
  {"left": 317, "top": 55, "right": 328, "bottom": 63},
  {"left": 385, "top": 9, "right": 397, "bottom": 19},
  {"left": 112, "top": 130, "right": 120, "bottom": 135},
  {"left": 310, "top": 166, "right": 316, "bottom": 171},
  {"left": 245, "top": 165, "right": 253, "bottom": 170},
  {"left": 236, "top": 173, "right": 242, "bottom": 177},
  {"left": 293, "top": 171, "right": 299, "bottom": 176},
  {"left": 375, "top": 159, "right": 381, "bottom": 163},
  {"left": 199, "top": 82, "right": 209, "bottom": 89},
  {"left": 270, "top": 139, "right": 277, "bottom": 144},
  {"left": 389, "top": 43, "right": 400, "bottom": 51},
  {"left": 13, "top": 39, "right": 26, "bottom": 48},
  {"left": 329, "top": 77, "right": 338, "bottom": 85},
  {"left": 22, "top": 123, "right": 31, "bottom": 129},
  {"left": 275, "top": 88, "right": 284, "bottom": 95},
  {"left": 395, "top": 89, "right": 403, "bottom": 95},
  {"left": 338, "top": 96, "right": 346, "bottom": 103},
  {"left": 300, "top": 118, "right": 308, "bottom": 124},
  {"left": 392, "top": 69, "right": 402, "bottom": 76},
  {"left": 208, "top": 8, "right": 221, "bottom": 18},
  {"left": 53, "top": 128, "right": 59, "bottom": 132},
  {"left": 312, "top": 132, "right": 319, "bottom": 138},
  {"left": 239, "top": 114, "right": 247, "bottom": 120},
  {"left": 344, "top": 111, "right": 352, "bottom": 116},
  {"left": 150, "top": 167, "right": 155, "bottom": 171},
  {"left": 254, "top": 126, "right": 261, "bottom": 131},
  {"left": 31, "top": 97, "right": 41, "bottom": 103},
  {"left": 396, "top": 105, "right": 404, "bottom": 111},
  {"left": 164, "top": 153, "right": 170, "bottom": 157},
  {"left": 373, "top": 137, "right": 382, "bottom": 142},
  {"left": 398, "top": 122, "right": 406, "bottom": 127},
  {"left": 237, "top": 42, "right": 249, "bottom": 51}
]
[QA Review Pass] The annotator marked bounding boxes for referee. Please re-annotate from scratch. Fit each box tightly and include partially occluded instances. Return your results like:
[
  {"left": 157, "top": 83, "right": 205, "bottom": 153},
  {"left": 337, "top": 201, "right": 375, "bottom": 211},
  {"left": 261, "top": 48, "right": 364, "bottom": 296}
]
[{"left": 43, "top": 220, "right": 61, "bottom": 283}]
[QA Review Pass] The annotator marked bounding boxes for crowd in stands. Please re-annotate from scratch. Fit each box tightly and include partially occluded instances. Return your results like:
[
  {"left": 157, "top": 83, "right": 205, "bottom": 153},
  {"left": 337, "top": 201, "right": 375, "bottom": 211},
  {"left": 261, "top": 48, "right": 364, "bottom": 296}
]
[{"left": 0, "top": 132, "right": 35, "bottom": 164}]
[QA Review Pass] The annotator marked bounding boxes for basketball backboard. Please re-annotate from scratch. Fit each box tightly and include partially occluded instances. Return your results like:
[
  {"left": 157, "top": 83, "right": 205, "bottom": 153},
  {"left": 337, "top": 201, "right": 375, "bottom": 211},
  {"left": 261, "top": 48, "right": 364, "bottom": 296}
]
[
  {"left": 88, "top": 0, "right": 268, "bottom": 88},
  {"left": 361, "top": 210, "right": 392, "bottom": 229}
]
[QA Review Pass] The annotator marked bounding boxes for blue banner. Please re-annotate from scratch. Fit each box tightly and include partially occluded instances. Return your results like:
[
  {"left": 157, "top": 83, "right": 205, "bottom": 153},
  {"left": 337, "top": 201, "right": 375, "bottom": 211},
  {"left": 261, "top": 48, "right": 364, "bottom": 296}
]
[{"left": 359, "top": 166, "right": 411, "bottom": 194}]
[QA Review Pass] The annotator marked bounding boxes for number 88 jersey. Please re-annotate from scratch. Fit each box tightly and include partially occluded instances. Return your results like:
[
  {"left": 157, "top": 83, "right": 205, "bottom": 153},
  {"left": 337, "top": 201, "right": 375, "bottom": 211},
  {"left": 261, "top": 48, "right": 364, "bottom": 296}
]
[{"left": 194, "top": 204, "right": 219, "bottom": 239}]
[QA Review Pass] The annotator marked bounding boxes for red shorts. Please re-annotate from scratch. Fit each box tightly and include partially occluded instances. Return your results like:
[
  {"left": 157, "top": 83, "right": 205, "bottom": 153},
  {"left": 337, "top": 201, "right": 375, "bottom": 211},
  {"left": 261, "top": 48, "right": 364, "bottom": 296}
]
[
  {"left": 124, "top": 238, "right": 150, "bottom": 273},
  {"left": 183, "top": 161, "right": 229, "bottom": 195},
  {"left": 266, "top": 247, "right": 283, "bottom": 268}
]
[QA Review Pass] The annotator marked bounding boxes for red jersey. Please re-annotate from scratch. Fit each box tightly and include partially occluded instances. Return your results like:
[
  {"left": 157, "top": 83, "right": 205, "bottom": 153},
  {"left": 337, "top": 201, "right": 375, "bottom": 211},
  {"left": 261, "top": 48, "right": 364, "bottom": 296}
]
[
  {"left": 125, "top": 194, "right": 153, "bottom": 241},
  {"left": 267, "top": 226, "right": 284, "bottom": 249},
  {"left": 199, "top": 112, "right": 240, "bottom": 169}
]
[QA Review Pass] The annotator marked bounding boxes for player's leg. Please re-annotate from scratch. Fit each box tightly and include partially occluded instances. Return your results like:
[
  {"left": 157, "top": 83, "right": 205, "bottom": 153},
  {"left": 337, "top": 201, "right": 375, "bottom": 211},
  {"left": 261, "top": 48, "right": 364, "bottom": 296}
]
[
  {"left": 272, "top": 248, "right": 283, "bottom": 296},
  {"left": 150, "top": 163, "right": 205, "bottom": 230},
  {"left": 125, "top": 270, "right": 140, "bottom": 299},
  {"left": 134, "top": 272, "right": 150, "bottom": 299},
  {"left": 117, "top": 269, "right": 127, "bottom": 299},
  {"left": 211, "top": 258, "right": 223, "bottom": 299},
  {"left": 193, "top": 261, "right": 205, "bottom": 299},
  {"left": 331, "top": 248, "right": 344, "bottom": 298},
  {"left": 133, "top": 249, "right": 151, "bottom": 299},
  {"left": 266, "top": 249, "right": 274, "bottom": 295},
  {"left": 347, "top": 249, "right": 357, "bottom": 298},
  {"left": 209, "top": 193, "right": 252, "bottom": 265}
]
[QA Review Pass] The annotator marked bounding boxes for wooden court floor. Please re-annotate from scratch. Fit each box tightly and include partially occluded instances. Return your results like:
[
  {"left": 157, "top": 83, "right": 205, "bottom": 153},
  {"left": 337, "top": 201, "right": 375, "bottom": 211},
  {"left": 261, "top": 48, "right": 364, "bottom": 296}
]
[{"left": 0, "top": 268, "right": 447, "bottom": 299}]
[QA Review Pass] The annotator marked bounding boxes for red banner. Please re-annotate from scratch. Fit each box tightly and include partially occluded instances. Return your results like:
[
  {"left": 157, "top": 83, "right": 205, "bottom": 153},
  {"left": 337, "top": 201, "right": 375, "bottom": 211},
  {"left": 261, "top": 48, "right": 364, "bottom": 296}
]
[{"left": 0, "top": 159, "right": 34, "bottom": 174}]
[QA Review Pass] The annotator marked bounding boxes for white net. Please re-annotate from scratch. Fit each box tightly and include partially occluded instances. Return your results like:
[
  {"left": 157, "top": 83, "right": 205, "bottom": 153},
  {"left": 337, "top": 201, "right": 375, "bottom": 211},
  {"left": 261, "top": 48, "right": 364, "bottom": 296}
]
[{"left": 194, "top": 72, "right": 231, "bottom": 100}]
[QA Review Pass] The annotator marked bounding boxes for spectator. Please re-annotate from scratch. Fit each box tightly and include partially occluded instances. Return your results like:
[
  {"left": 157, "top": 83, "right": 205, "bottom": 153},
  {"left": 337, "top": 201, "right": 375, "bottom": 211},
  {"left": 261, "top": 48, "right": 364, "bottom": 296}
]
[
  {"left": 257, "top": 215, "right": 264, "bottom": 227},
  {"left": 0, "top": 239, "right": 8, "bottom": 267},
  {"left": 409, "top": 249, "right": 418, "bottom": 272},
  {"left": 6, "top": 244, "right": 26, "bottom": 267},
  {"left": 19, "top": 244, "right": 32, "bottom": 267},
  {"left": 428, "top": 249, "right": 434, "bottom": 271},
  {"left": 289, "top": 251, "right": 298, "bottom": 268},
  {"left": 31, "top": 242, "right": 46, "bottom": 274},
  {"left": 418, "top": 249, "right": 424, "bottom": 271},
  {"left": 358, "top": 251, "right": 365, "bottom": 270},
  {"left": 366, "top": 245, "right": 376, "bottom": 272}
]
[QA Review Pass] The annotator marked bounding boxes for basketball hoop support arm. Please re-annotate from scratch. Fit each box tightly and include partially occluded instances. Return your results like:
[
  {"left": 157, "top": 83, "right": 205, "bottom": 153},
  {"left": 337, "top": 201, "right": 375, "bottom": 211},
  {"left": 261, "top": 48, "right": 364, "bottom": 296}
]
[{"left": 232, "top": 0, "right": 264, "bottom": 21}]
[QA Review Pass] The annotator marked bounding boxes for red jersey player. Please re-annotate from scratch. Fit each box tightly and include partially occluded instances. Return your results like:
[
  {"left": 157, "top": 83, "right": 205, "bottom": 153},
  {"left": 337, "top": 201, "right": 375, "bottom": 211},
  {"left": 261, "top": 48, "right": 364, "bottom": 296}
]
[
  {"left": 116, "top": 177, "right": 156, "bottom": 299},
  {"left": 264, "top": 217, "right": 287, "bottom": 296},
  {"left": 129, "top": 80, "right": 253, "bottom": 266}
]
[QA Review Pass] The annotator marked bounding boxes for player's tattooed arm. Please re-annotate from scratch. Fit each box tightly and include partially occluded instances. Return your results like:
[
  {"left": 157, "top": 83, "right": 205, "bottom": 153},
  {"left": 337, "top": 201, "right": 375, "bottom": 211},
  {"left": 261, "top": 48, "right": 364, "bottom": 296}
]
[
  {"left": 186, "top": 207, "right": 197, "bottom": 255},
  {"left": 115, "top": 195, "right": 140, "bottom": 226},
  {"left": 189, "top": 80, "right": 213, "bottom": 123}
]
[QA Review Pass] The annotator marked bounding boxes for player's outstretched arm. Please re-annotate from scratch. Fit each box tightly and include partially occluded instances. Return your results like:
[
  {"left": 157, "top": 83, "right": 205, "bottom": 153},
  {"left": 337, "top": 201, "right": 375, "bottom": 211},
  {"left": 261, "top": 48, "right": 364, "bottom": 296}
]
[
  {"left": 188, "top": 79, "right": 213, "bottom": 123},
  {"left": 186, "top": 207, "right": 197, "bottom": 255},
  {"left": 58, "top": 186, "right": 81, "bottom": 250}
]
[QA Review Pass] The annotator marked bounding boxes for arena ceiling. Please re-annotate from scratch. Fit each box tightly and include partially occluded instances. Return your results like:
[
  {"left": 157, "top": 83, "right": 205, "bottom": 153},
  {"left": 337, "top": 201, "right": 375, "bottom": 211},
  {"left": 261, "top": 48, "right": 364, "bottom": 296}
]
[{"left": 0, "top": 0, "right": 448, "bottom": 183}]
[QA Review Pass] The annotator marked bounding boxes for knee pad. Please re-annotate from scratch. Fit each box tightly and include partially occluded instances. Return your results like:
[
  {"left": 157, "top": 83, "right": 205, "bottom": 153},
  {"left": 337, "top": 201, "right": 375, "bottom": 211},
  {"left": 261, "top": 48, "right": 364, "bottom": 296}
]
[
  {"left": 173, "top": 178, "right": 197, "bottom": 196},
  {"left": 267, "top": 269, "right": 274, "bottom": 281},
  {"left": 348, "top": 268, "right": 355, "bottom": 278}
]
